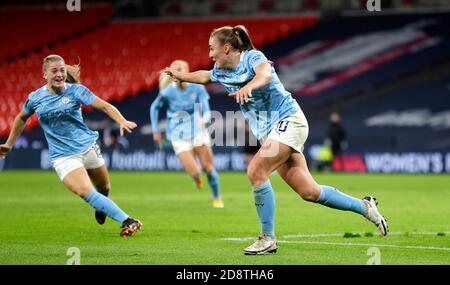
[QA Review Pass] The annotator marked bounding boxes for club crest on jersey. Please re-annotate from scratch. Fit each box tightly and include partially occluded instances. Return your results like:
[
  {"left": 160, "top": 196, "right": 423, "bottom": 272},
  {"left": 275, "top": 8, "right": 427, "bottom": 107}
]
[
  {"left": 190, "top": 93, "right": 196, "bottom": 100},
  {"left": 61, "top": 97, "right": 70, "bottom": 104}
]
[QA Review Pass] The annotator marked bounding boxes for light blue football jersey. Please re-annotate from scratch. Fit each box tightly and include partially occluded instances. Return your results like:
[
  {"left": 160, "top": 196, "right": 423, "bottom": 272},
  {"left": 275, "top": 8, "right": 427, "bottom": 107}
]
[
  {"left": 150, "top": 83, "right": 210, "bottom": 141},
  {"left": 210, "top": 49, "right": 300, "bottom": 139},
  {"left": 23, "top": 83, "right": 99, "bottom": 160}
]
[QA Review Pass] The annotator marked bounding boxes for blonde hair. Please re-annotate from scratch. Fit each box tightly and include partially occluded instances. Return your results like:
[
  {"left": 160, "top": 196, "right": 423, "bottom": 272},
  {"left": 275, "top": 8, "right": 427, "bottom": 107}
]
[
  {"left": 210, "top": 25, "right": 255, "bottom": 51},
  {"left": 42, "top": 54, "right": 64, "bottom": 73},
  {"left": 170, "top": 59, "right": 189, "bottom": 72},
  {"left": 42, "top": 54, "right": 81, "bottom": 83}
]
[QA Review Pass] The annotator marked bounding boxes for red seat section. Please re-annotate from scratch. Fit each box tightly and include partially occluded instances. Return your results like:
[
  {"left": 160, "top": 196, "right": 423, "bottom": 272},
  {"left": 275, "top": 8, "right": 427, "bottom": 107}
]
[
  {"left": 0, "top": 15, "right": 319, "bottom": 137},
  {"left": 0, "top": 3, "right": 112, "bottom": 63}
]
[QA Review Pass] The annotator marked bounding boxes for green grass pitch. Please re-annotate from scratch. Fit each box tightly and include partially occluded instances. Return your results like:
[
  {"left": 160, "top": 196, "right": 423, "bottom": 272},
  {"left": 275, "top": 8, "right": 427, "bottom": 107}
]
[{"left": 0, "top": 171, "right": 448, "bottom": 265}]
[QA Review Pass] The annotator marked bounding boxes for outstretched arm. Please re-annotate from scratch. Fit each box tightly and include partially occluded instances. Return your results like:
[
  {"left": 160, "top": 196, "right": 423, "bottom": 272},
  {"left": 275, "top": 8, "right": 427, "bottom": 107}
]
[
  {"left": 0, "top": 111, "right": 31, "bottom": 158},
  {"left": 229, "top": 62, "right": 272, "bottom": 105},
  {"left": 91, "top": 98, "right": 137, "bottom": 136},
  {"left": 164, "top": 68, "right": 211, "bottom": 85}
]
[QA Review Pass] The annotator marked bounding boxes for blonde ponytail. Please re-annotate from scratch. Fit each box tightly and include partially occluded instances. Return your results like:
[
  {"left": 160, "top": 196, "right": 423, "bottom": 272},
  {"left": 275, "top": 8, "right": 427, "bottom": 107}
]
[{"left": 66, "top": 64, "right": 81, "bottom": 83}]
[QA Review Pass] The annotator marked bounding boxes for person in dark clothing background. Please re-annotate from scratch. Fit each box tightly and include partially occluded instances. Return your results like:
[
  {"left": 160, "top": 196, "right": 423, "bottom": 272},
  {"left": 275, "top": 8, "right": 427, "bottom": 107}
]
[{"left": 326, "top": 112, "right": 347, "bottom": 171}]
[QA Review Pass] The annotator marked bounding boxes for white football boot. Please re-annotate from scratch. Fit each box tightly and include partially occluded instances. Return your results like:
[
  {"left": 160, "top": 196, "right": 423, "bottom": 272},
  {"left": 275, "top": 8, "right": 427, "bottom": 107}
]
[
  {"left": 244, "top": 234, "right": 278, "bottom": 255},
  {"left": 363, "top": 196, "right": 389, "bottom": 236}
]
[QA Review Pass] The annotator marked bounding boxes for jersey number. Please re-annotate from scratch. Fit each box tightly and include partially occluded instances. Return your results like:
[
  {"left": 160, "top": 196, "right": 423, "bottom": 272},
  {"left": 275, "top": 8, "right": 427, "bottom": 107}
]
[
  {"left": 277, "top": 121, "right": 289, "bottom": 133},
  {"left": 92, "top": 143, "right": 102, "bottom": 158}
]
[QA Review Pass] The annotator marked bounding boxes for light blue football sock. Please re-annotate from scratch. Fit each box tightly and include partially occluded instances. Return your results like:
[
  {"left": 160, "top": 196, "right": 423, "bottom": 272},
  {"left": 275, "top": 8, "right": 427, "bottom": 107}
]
[
  {"left": 206, "top": 169, "right": 221, "bottom": 199},
  {"left": 252, "top": 180, "right": 275, "bottom": 239},
  {"left": 315, "top": 185, "right": 366, "bottom": 215},
  {"left": 83, "top": 189, "right": 128, "bottom": 223}
]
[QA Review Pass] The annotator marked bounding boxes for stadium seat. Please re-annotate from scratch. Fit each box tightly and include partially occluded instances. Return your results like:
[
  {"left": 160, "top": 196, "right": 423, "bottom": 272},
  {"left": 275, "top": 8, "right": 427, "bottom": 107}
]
[
  {"left": 0, "top": 4, "right": 112, "bottom": 63},
  {"left": 0, "top": 15, "right": 318, "bottom": 136}
]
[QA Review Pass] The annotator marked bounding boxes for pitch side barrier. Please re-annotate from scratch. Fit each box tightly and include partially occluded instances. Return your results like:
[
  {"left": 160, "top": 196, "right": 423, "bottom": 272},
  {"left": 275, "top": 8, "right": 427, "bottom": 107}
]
[{"left": 1, "top": 148, "right": 450, "bottom": 174}]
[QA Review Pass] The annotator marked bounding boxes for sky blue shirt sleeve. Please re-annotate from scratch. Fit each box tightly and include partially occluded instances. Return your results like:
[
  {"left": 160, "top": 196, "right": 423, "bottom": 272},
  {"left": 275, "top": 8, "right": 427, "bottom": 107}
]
[
  {"left": 22, "top": 94, "right": 35, "bottom": 115},
  {"left": 210, "top": 67, "right": 218, "bottom": 83},
  {"left": 150, "top": 95, "right": 166, "bottom": 134},
  {"left": 247, "top": 50, "right": 270, "bottom": 72},
  {"left": 75, "top": 84, "right": 97, "bottom": 106}
]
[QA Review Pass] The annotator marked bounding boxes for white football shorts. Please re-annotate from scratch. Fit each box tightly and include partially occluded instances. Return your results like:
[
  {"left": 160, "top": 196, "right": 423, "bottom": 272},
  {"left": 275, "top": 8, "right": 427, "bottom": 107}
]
[
  {"left": 171, "top": 129, "right": 211, "bottom": 155},
  {"left": 52, "top": 143, "right": 105, "bottom": 181},
  {"left": 267, "top": 109, "right": 309, "bottom": 153}
]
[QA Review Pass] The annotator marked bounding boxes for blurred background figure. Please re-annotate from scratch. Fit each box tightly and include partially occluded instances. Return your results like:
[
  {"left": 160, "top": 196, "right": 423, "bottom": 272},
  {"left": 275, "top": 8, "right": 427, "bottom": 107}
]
[
  {"left": 104, "top": 128, "right": 130, "bottom": 150},
  {"left": 308, "top": 143, "right": 333, "bottom": 172},
  {"left": 325, "top": 112, "right": 347, "bottom": 172},
  {"left": 150, "top": 59, "right": 224, "bottom": 208}
]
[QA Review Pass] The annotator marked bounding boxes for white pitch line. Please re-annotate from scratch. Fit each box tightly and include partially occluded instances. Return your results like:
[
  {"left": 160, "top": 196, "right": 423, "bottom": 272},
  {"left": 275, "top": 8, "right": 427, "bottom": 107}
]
[
  {"left": 222, "top": 231, "right": 450, "bottom": 252},
  {"left": 277, "top": 240, "right": 450, "bottom": 251},
  {"left": 223, "top": 231, "right": 450, "bottom": 241},
  {"left": 281, "top": 231, "right": 450, "bottom": 239},
  {"left": 281, "top": 233, "right": 349, "bottom": 238}
]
